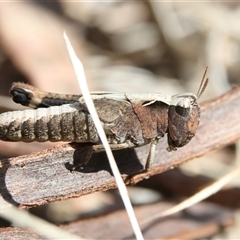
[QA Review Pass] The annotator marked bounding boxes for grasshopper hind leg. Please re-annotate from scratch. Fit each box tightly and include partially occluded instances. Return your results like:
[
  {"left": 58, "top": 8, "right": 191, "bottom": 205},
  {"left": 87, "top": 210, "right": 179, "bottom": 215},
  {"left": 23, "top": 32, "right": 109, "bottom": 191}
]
[{"left": 10, "top": 82, "right": 80, "bottom": 109}]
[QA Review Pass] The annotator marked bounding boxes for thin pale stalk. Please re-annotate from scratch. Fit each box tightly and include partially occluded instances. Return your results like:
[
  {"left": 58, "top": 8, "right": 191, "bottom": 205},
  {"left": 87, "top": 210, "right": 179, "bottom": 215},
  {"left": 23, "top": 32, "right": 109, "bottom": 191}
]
[
  {"left": 141, "top": 165, "right": 240, "bottom": 225},
  {"left": 63, "top": 32, "right": 144, "bottom": 240},
  {"left": 0, "top": 206, "right": 81, "bottom": 239}
]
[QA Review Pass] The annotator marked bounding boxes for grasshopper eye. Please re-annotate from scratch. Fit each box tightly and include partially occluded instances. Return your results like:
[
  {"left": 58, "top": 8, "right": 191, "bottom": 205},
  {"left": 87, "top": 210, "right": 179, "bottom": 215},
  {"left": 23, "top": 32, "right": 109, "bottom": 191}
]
[
  {"left": 175, "top": 105, "right": 189, "bottom": 117},
  {"left": 175, "top": 98, "right": 191, "bottom": 117}
]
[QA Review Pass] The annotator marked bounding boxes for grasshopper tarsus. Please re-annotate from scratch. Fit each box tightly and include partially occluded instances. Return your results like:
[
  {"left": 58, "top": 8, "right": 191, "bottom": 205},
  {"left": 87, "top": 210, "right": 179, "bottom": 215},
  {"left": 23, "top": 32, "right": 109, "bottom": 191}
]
[
  {"left": 65, "top": 162, "right": 86, "bottom": 172},
  {"left": 65, "top": 162, "right": 76, "bottom": 172},
  {"left": 125, "top": 168, "right": 150, "bottom": 185}
]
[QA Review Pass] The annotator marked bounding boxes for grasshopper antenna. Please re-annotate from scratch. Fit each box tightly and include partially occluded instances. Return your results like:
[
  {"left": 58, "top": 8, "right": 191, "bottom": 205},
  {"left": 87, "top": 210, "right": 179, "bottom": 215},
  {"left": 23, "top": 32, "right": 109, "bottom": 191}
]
[{"left": 196, "top": 67, "right": 209, "bottom": 99}]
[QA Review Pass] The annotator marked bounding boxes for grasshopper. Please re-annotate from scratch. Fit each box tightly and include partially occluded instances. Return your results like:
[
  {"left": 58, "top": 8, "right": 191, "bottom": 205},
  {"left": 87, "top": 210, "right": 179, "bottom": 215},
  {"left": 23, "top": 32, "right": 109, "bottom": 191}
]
[{"left": 0, "top": 69, "right": 208, "bottom": 172}]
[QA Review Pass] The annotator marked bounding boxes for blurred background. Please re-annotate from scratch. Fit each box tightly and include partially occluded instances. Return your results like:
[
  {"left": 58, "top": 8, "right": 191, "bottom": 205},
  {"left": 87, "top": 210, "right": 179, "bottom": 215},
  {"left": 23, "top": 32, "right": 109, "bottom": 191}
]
[{"left": 0, "top": 1, "right": 240, "bottom": 239}]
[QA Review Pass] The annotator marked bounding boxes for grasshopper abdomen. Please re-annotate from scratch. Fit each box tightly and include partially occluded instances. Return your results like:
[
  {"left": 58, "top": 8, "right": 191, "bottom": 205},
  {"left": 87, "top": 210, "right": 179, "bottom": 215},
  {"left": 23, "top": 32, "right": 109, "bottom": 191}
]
[{"left": 0, "top": 104, "right": 100, "bottom": 143}]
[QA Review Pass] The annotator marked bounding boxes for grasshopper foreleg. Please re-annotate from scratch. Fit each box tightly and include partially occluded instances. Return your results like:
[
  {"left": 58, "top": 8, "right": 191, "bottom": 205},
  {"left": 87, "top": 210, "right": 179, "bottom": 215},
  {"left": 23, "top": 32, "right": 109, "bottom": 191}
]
[
  {"left": 126, "top": 137, "right": 159, "bottom": 184},
  {"left": 145, "top": 138, "right": 159, "bottom": 171}
]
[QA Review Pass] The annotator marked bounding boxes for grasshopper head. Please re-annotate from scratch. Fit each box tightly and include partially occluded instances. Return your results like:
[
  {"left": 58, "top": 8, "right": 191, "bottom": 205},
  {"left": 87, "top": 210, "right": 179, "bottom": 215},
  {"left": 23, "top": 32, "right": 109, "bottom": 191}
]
[
  {"left": 167, "top": 94, "right": 200, "bottom": 151},
  {"left": 167, "top": 68, "right": 208, "bottom": 151}
]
